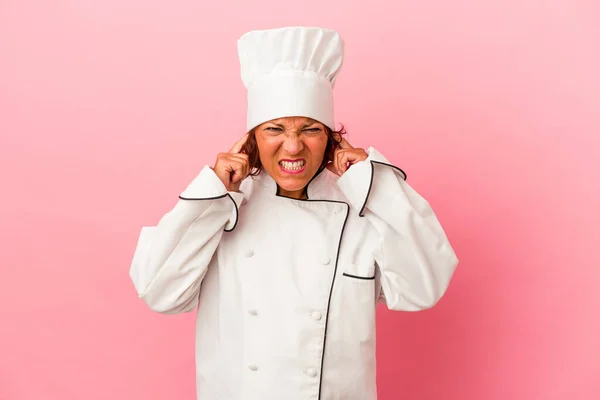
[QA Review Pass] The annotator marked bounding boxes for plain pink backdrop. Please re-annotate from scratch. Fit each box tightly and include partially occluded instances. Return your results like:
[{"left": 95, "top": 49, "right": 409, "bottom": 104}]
[{"left": 1, "top": 1, "right": 599, "bottom": 399}]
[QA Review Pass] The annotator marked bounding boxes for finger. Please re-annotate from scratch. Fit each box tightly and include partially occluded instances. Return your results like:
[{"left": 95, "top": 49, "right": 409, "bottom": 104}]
[
  {"left": 216, "top": 154, "right": 248, "bottom": 175},
  {"left": 226, "top": 160, "right": 246, "bottom": 183},
  {"left": 224, "top": 153, "right": 249, "bottom": 165},
  {"left": 229, "top": 133, "right": 250, "bottom": 154},
  {"left": 344, "top": 150, "right": 368, "bottom": 172},
  {"left": 337, "top": 149, "right": 363, "bottom": 174},
  {"left": 326, "top": 161, "right": 341, "bottom": 176},
  {"left": 336, "top": 150, "right": 348, "bottom": 174},
  {"left": 337, "top": 137, "right": 353, "bottom": 149},
  {"left": 232, "top": 155, "right": 252, "bottom": 182},
  {"left": 226, "top": 154, "right": 250, "bottom": 177},
  {"left": 215, "top": 154, "right": 243, "bottom": 172}
]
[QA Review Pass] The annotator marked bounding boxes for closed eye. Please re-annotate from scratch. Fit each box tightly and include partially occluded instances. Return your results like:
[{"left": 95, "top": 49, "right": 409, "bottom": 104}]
[
  {"left": 264, "top": 126, "right": 321, "bottom": 134},
  {"left": 302, "top": 127, "right": 322, "bottom": 134}
]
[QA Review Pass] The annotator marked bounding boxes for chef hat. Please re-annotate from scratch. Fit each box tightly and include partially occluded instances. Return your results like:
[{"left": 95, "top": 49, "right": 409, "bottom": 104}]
[{"left": 237, "top": 26, "right": 344, "bottom": 131}]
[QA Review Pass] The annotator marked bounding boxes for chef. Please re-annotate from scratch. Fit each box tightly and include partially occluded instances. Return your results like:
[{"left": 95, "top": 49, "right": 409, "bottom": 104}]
[{"left": 129, "top": 26, "right": 458, "bottom": 400}]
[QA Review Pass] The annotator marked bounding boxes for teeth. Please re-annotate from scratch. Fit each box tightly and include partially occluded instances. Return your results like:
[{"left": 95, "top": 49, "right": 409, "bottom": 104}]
[{"left": 280, "top": 160, "right": 305, "bottom": 171}]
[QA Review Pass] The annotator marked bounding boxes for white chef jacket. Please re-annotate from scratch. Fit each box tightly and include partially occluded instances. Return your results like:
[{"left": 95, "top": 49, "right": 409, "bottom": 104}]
[{"left": 129, "top": 146, "right": 458, "bottom": 400}]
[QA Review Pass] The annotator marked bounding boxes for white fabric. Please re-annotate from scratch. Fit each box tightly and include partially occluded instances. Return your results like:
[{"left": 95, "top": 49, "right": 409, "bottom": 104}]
[
  {"left": 129, "top": 148, "right": 459, "bottom": 400},
  {"left": 237, "top": 26, "right": 344, "bottom": 130}
]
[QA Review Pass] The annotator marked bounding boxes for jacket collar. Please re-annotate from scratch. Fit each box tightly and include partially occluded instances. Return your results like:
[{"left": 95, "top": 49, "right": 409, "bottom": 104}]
[{"left": 248, "top": 167, "right": 335, "bottom": 201}]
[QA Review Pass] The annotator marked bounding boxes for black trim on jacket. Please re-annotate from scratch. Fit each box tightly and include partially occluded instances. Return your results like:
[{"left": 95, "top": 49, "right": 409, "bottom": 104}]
[{"left": 178, "top": 193, "right": 240, "bottom": 232}]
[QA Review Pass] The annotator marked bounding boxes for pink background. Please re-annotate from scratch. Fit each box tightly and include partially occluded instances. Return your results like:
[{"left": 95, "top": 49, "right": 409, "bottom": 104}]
[{"left": 1, "top": 1, "right": 599, "bottom": 399}]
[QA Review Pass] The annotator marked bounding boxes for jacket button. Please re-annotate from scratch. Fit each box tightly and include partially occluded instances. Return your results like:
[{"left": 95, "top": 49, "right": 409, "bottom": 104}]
[
  {"left": 311, "top": 311, "right": 322, "bottom": 321},
  {"left": 245, "top": 250, "right": 254, "bottom": 258},
  {"left": 248, "top": 309, "right": 258, "bottom": 316},
  {"left": 305, "top": 368, "right": 318, "bottom": 377},
  {"left": 321, "top": 256, "right": 330, "bottom": 265},
  {"left": 248, "top": 364, "right": 258, "bottom": 371}
]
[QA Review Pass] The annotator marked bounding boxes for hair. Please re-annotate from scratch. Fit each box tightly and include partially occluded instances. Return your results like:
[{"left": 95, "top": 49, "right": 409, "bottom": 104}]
[{"left": 240, "top": 123, "right": 347, "bottom": 176}]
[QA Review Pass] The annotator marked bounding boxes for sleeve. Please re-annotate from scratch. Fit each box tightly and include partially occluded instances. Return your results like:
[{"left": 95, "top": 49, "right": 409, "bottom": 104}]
[
  {"left": 336, "top": 147, "right": 458, "bottom": 311},
  {"left": 129, "top": 165, "right": 244, "bottom": 314}
]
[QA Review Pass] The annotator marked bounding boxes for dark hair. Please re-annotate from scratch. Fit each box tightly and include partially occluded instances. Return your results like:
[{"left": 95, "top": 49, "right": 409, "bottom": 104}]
[{"left": 240, "top": 124, "right": 347, "bottom": 176}]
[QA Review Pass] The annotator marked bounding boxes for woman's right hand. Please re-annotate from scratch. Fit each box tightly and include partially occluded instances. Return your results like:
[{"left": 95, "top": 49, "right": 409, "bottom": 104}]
[{"left": 212, "top": 134, "right": 250, "bottom": 192}]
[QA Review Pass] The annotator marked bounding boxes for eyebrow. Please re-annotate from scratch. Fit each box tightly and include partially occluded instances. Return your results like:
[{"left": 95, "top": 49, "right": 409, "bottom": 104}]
[
  {"left": 267, "top": 120, "right": 319, "bottom": 129},
  {"left": 301, "top": 119, "right": 318, "bottom": 128}
]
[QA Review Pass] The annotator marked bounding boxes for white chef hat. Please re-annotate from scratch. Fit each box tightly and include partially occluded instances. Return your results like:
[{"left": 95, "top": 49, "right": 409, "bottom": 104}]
[{"left": 237, "top": 26, "right": 344, "bottom": 131}]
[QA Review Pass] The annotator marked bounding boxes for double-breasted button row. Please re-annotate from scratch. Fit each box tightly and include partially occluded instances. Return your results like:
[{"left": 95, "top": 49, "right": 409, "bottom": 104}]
[{"left": 242, "top": 245, "right": 324, "bottom": 379}]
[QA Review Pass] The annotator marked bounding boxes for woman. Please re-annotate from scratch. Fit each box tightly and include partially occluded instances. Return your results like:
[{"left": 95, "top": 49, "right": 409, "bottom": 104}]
[{"left": 129, "top": 26, "right": 458, "bottom": 400}]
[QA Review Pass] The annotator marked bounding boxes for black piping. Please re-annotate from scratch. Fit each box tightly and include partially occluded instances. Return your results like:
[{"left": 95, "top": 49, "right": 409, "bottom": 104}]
[
  {"left": 265, "top": 160, "right": 407, "bottom": 398},
  {"left": 342, "top": 272, "right": 375, "bottom": 280},
  {"left": 178, "top": 193, "right": 240, "bottom": 232},
  {"left": 314, "top": 160, "right": 405, "bottom": 396},
  {"left": 270, "top": 191, "right": 352, "bottom": 399},
  {"left": 262, "top": 165, "right": 352, "bottom": 399},
  {"left": 317, "top": 201, "right": 350, "bottom": 400},
  {"left": 179, "top": 181, "right": 350, "bottom": 400},
  {"left": 175, "top": 160, "right": 402, "bottom": 397},
  {"left": 358, "top": 160, "right": 407, "bottom": 218}
]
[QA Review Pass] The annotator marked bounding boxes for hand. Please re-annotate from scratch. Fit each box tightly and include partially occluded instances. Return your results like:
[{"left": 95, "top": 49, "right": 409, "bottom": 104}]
[
  {"left": 213, "top": 134, "right": 250, "bottom": 192},
  {"left": 326, "top": 137, "right": 368, "bottom": 176}
]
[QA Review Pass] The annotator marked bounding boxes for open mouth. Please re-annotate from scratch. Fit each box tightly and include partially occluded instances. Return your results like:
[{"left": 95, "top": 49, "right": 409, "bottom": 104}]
[{"left": 278, "top": 159, "right": 306, "bottom": 174}]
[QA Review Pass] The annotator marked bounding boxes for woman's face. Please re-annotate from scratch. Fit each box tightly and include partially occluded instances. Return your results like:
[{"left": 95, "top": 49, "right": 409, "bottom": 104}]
[{"left": 255, "top": 116, "right": 328, "bottom": 199}]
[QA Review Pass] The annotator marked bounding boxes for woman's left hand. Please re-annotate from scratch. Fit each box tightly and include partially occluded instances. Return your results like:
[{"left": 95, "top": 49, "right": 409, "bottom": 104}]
[{"left": 326, "top": 137, "right": 368, "bottom": 176}]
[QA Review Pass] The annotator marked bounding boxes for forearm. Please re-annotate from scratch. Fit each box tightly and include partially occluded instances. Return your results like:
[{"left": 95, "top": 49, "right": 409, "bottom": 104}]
[{"left": 129, "top": 165, "right": 243, "bottom": 313}]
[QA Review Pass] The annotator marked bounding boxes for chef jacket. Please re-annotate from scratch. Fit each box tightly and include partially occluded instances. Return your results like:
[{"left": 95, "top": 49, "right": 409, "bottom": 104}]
[{"left": 129, "top": 146, "right": 459, "bottom": 400}]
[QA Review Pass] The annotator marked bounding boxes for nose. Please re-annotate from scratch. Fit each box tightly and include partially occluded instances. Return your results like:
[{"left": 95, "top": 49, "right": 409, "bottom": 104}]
[{"left": 281, "top": 135, "right": 304, "bottom": 155}]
